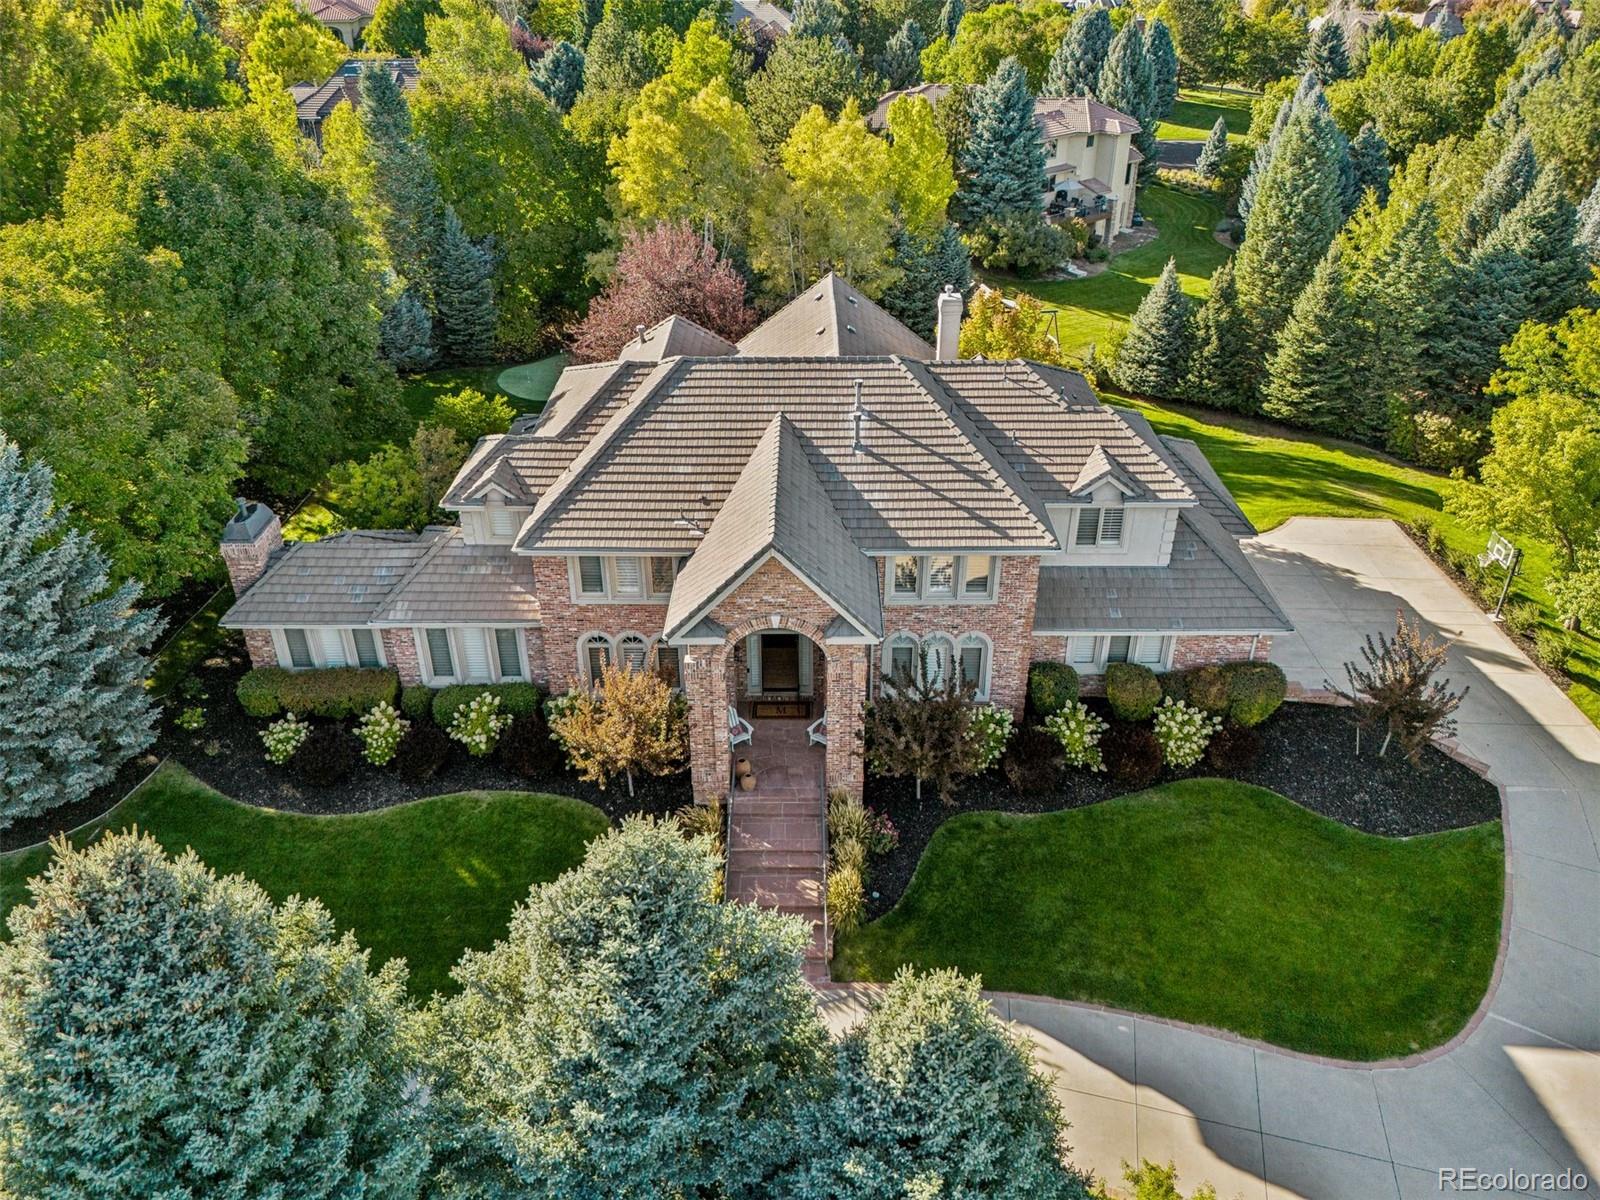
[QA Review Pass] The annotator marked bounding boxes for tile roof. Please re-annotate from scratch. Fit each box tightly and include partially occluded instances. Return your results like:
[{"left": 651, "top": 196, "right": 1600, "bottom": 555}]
[
  {"left": 509, "top": 357, "right": 1068, "bottom": 555},
  {"left": 1071, "top": 444, "right": 1153, "bottom": 500},
  {"left": 619, "top": 315, "right": 739, "bottom": 361},
  {"left": 371, "top": 530, "right": 540, "bottom": 624},
  {"left": 869, "top": 86, "right": 1140, "bottom": 139},
  {"left": 736, "top": 273, "right": 935, "bottom": 359},
  {"left": 729, "top": 0, "right": 792, "bottom": 33},
  {"left": 1033, "top": 509, "right": 1291, "bottom": 634},
  {"left": 220, "top": 530, "right": 436, "bottom": 628},
  {"left": 290, "top": 58, "right": 417, "bottom": 124},
  {"left": 303, "top": 0, "right": 376, "bottom": 21},
  {"left": 664, "top": 415, "right": 883, "bottom": 639},
  {"left": 1159, "top": 435, "right": 1256, "bottom": 537}
]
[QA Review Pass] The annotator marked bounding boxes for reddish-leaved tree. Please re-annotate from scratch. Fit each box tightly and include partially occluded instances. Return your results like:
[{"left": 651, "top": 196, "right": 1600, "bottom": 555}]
[{"left": 570, "top": 221, "right": 758, "bottom": 362}]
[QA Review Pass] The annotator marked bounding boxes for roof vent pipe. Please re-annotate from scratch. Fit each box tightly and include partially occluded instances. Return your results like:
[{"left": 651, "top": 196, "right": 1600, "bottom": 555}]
[
  {"left": 851, "top": 379, "right": 866, "bottom": 454},
  {"left": 634, "top": 323, "right": 647, "bottom": 343}
]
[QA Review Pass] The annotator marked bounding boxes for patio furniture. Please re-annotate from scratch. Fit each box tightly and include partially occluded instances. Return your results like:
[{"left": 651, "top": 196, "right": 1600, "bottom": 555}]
[
  {"left": 729, "top": 705, "right": 754, "bottom": 749},
  {"left": 807, "top": 710, "right": 828, "bottom": 747}
]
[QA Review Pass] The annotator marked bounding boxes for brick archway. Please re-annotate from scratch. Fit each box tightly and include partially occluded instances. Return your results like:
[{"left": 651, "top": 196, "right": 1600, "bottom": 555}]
[{"left": 682, "top": 607, "right": 869, "bottom": 804}]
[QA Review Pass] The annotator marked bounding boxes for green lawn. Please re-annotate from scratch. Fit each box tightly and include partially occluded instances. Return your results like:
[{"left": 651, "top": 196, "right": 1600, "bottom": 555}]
[
  {"left": 148, "top": 588, "right": 233, "bottom": 698},
  {"left": 1124, "top": 397, "right": 1600, "bottom": 723},
  {"left": 1008, "top": 185, "right": 1230, "bottom": 360},
  {"left": 397, "top": 352, "right": 564, "bottom": 426},
  {"left": 497, "top": 353, "right": 567, "bottom": 405},
  {"left": 1154, "top": 85, "right": 1258, "bottom": 142},
  {"left": 833, "top": 781, "right": 1504, "bottom": 1060},
  {"left": 0, "top": 764, "right": 608, "bottom": 997}
]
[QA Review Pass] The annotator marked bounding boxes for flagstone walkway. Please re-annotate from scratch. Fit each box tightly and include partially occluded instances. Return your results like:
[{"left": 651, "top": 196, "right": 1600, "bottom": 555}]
[{"left": 725, "top": 717, "right": 830, "bottom": 982}]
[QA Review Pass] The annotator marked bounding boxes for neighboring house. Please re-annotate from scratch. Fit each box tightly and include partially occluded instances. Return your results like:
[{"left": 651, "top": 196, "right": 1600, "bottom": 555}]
[
  {"left": 221, "top": 274, "right": 1290, "bottom": 803},
  {"left": 299, "top": 0, "right": 376, "bottom": 47},
  {"left": 870, "top": 85, "right": 1144, "bottom": 235},
  {"left": 1310, "top": 1, "right": 1464, "bottom": 42},
  {"left": 288, "top": 57, "right": 419, "bottom": 143},
  {"left": 728, "top": 0, "right": 792, "bottom": 40}
]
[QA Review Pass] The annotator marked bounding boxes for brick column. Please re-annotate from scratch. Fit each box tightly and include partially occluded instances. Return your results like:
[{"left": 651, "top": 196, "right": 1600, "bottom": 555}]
[
  {"left": 381, "top": 628, "right": 422, "bottom": 685},
  {"left": 685, "top": 645, "right": 732, "bottom": 803},
  {"left": 242, "top": 629, "right": 277, "bottom": 669},
  {"left": 824, "top": 644, "right": 867, "bottom": 800}
]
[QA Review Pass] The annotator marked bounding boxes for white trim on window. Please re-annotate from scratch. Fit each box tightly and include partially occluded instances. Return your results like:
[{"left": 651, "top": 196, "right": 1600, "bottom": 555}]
[
  {"left": 569, "top": 555, "right": 674, "bottom": 603},
  {"left": 1063, "top": 634, "right": 1173, "bottom": 673},
  {"left": 958, "top": 632, "right": 992, "bottom": 700},
  {"left": 417, "top": 625, "right": 530, "bottom": 685},
  {"left": 1074, "top": 505, "right": 1125, "bottom": 550},
  {"left": 885, "top": 555, "right": 999, "bottom": 604},
  {"left": 579, "top": 631, "right": 613, "bottom": 686},
  {"left": 273, "top": 626, "right": 390, "bottom": 672},
  {"left": 880, "top": 630, "right": 991, "bottom": 699},
  {"left": 617, "top": 631, "right": 650, "bottom": 671}
]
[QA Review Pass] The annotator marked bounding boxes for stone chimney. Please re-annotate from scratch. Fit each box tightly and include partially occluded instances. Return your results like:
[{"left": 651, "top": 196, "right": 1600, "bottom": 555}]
[
  {"left": 220, "top": 498, "right": 283, "bottom": 597},
  {"left": 935, "top": 284, "right": 963, "bottom": 360}
]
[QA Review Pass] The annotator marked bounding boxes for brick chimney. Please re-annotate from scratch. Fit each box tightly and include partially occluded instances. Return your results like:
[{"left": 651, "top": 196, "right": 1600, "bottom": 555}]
[
  {"left": 935, "top": 284, "right": 963, "bottom": 360},
  {"left": 220, "top": 498, "right": 283, "bottom": 597}
]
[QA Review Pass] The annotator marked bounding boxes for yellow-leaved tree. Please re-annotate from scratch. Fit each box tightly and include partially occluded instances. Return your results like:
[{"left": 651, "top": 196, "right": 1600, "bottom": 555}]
[{"left": 550, "top": 663, "right": 689, "bottom": 796}]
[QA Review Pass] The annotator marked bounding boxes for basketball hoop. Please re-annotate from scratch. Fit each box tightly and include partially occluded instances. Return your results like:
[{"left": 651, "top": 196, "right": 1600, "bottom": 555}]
[{"left": 1479, "top": 532, "right": 1521, "bottom": 620}]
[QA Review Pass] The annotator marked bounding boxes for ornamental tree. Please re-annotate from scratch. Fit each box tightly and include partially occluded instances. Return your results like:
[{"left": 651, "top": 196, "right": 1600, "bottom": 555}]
[
  {"left": 866, "top": 644, "right": 984, "bottom": 803},
  {"left": 1195, "top": 115, "right": 1228, "bottom": 179},
  {"left": 954, "top": 57, "right": 1043, "bottom": 226},
  {"left": 548, "top": 662, "right": 688, "bottom": 795},
  {"left": 1114, "top": 258, "right": 1191, "bottom": 397},
  {"left": 1043, "top": 7, "right": 1110, "bottom": 96},
  {"left": 431, "top": 203, "right": 497, "bottom": 363},
  {"left": 570, "top": 219, "right": 757, "bottom": 363},
  {"left": 425, "top": 818, "right": 829, "bottom": 1196},
  {"left": 1331, "top": 611, "right": 1466, "bottom": 764},
  {"left": 0, "top": 832, "right": 428, "bottom": 1197},
  {"left": 0, "top": 442, "right": 162, "bottom": 829},
  {"left": 793, "top": 967, "right": 1089, "bottom": 1199}
]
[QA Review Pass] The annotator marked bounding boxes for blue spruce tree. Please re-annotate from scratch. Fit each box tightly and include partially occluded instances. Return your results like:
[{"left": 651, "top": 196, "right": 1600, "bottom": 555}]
[
  {"left": 954, "top": 57, "right": 1045, "bottom": 226},
  {"left": 1146, "top": 19, "right": 1179, "bottom": 119},
  {"left": 433, "top": 204, "right": 497, "bottom": 364},
  {"left": 1454, "top": 132, "right": 1537, "bottom": 258},
  {"left": 1195, "top": 116, "right": 1229, "bottom": 180},
  {"left": 1096, "top": 20, "right": 1157, "bottom": 183},
  {"left": 532, "top": 41, "right": 586, "bottom": 113},
  {"left": 1044, "top": 7, "right": 1111, "bottom": 96},
  {"left": 1303, "top": 21, "right": 1350, "bottom": 86},
  {"left": 1348, "top": 121, "right": 1390, "bottom": 205},
  {"left": 877, "top": 19, "right": 926, "bottom": 89}
]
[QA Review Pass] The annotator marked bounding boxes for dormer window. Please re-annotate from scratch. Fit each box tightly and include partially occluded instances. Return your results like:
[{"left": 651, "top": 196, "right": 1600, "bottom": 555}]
[
  {"left": 489, "top": 506, "right": 517, "bottom": 537},
  {"left": 1075, "top": 506, "right": 1124, "bottom": 548}
]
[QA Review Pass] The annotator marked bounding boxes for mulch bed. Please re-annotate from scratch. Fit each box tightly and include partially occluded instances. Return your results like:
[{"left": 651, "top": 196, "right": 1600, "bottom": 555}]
[
  {"left": 2, "top": 631, "right": 691, "bottom": 854},
  {"left": 859, "top": 700, "right": 1502, "bottom": 920}
]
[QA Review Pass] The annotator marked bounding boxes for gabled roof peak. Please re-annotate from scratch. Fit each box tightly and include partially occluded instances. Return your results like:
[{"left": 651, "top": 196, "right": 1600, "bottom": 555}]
[
  {"left": 736, "top": 273, "right": 935, "bottom": 359},
  {"left": 619, "top": 314, "right": 739, "bottom": 362}
]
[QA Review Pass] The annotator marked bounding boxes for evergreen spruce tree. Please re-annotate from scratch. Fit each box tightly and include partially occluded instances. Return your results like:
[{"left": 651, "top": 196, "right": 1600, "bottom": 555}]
[
  {"left": 1303, "top": 21, "right": 1349, "bottom": 86},
  {"left": 954, "top": 57, "right": 1045, "bottom": 226},
  {"left": 1470, "top": 165, "right": 1592, "bottom": 330},
  {"left": 433, "top": 203, "right": 497, "bottom": 364},
  {"left": 939, "top": 0, "right": 963, "bottom": 40},
  {"left": 881, "top": 222, "right": 971, "bottom": 341},
  {"left": 0, "top": 441, "right": 161, "bottom": 829},
  {"left": 1184, "top": 258, "right": 1255, "bottom": 412},
  {"left": 1238, "top": 77, "right": 1302, "bottom": 224},
  {"left": 790, "top": 968, "right": 1087, "bottom": 1200},
  {"left": 1195, "top": 116, "right": 1228, "bottom": 179},
  {"left": 877, "top": 18, "right": 926, "bottom": 89},
  {"left": 360, "top": 62, "right": 442, "bottom": 294},
  {"left": 1146, "top": 19, "right": 1179, "bottom": 119},
  {"left": 1261, "top": 247, "right": 1369, "bottom": 436},
  {"left": 791, "top": 0, "right": 844, "bottom": 39},
  {"left": 1348, "top": 121, "right": 1390, "bottom": 205},
  {"left": 0, "top": 832, "right": 429, "bottom": 1197},
  {"left": 1487, "top": 44, "right": 1561, "bottom": 132},
  {"left": 379, "top": 286, "right": 437, "bottom": 370},
  {"left": 1234, "top": 84, "right": 1347, "bottom": 345},
  {"left": 1578, "top": 177, "right": 1600, "bottom": 262},
  {"left": 1114, "top": 258, "right": 1191, "bottom": 396},
  {"left": 1044, "top": 6, "right": 1111, "bottom": 96},
  {"left": 426, "top": 819, "right": 830, "bottom": 1198},
  {"left": 1096, "top": 20, "right": 1157, "bottom": 183},
  {"left": 531, "top": 40, "right": 585, "bottom": 113},
  {"left": 1454, "top": 132, "right": 1537, "bottom": 258}
]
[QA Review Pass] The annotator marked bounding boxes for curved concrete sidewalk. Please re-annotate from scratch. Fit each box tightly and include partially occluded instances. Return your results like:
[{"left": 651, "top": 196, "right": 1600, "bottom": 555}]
[{"left": 819, "top": 519, "right": 1600, "bottom": 1199}]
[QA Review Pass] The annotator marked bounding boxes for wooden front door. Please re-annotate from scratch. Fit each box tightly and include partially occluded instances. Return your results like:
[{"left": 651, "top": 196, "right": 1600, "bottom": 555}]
[{"left": 760, "top": 633, "right": 799, "bottom": 692}]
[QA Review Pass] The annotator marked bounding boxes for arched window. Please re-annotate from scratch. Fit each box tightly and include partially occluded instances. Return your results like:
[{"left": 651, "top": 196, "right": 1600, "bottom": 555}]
[
  {"left": 958, "top": 633, "right": 991, "bottom": 700},
  {"left": 881, "top": 633, "right": 917, "bottom": 692},
  {"left": 616, "top": 632, "right": 649, "bottom": 672},
  {"left": 578, "top": 632, "right": 612, "bottom": 685}
]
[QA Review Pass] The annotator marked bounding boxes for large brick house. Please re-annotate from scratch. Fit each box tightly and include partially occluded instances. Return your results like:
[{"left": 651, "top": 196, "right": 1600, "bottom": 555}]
[{"left": 220, "top": 274, "right": 1289, "bottom": 802}]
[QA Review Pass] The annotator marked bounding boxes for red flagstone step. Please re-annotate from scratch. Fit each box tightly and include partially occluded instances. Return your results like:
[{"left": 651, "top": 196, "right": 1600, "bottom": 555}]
[
  {"left": 730, "top": 869, "right": 823, "bottom": 910},
  {"left": 726, "top": 847, "right": 821, "bottom": 870}
]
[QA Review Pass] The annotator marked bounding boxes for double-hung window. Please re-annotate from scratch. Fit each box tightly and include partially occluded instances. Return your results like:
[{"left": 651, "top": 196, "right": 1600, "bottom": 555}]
[
  {"left": 1065, "top": 635, "right": 1170, "bottom": 672},
  {"left": 425, "top": 628, "right": 454, "bottom": 679},
  {"left": 423, "top": 627, "right": 526, "bottom": 683},
  {"left": 284, "top": 628, "right": 315, "bottom": 669},
  {"left": 887, "top": 555, "right": 997, "bottom": 602},
  {"left": 495, "top": 629, "right": 524, "bottom": 678},
  {"left": 280, "top": 627, "right": 385, "bottom": 671}
]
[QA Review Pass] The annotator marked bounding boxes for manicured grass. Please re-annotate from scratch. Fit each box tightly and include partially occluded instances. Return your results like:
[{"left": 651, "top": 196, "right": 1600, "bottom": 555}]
[
  {"left": 1154, "top": 85, "right": 1258, "bottom": 142},
  {"left": 0, "top": 764, "right": 608, "bottom": 997},
  {"left": 1123, "top": 397, "right": 1600, "bottom": 723},
  {"left": 832, "top": 781, "right": 1504, "bottom": 1060},
  {"left": 497, "top": 353, "right": 567, "bottom": 405},
  {"left": 1007, "top": 185, "right": 1230, "bottom": 360},
  {"left": 148, "top": 588, "right": 232, "bottom": 697},
  {"left": 398, "top": 354, "right": 565, "bottom": 426}
]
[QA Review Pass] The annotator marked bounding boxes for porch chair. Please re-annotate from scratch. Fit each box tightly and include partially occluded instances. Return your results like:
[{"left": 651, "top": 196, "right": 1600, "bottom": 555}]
[
  {"left": 807, "top": 710, "right": 828, "bottom": 747},
  {"left": 728, "top": 705, "right": 754, "bottom": 749}
]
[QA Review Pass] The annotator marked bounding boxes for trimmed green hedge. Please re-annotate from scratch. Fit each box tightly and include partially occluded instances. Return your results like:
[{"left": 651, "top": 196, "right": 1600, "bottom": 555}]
[
  {"left": 400, "top": 685, "right": 436, "bottom": 722},
  {"left": 1157, "top": 662, "right": 1288, "bottom": 728},
  {"left": 1105, "top": 663, "right": 1161, "bottom": 721},
  {"left": 431, "top": 682, "right": 544, "bottom": 727},
  {"left": 236, "top": 667, "right": 399, "bottom": 719},
  {"left": 1027, "top": 661, "right": 1080, "bottom": 717}
]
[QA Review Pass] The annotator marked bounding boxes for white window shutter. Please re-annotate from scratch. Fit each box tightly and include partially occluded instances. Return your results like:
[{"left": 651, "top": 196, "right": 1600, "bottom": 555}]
[
  {"left": 495, "top": 629, "right": 523, "bottom": 677},
  {"left": 285, "top": 629, "right": 314, "bottom": 669},
  {"left": 1076, "top": 508, "right": 1101, "bottom": 546},
  {"left": 1069, "top": 636, "right": 1097, "bottom": 665},
  {"left": 1100, "top": 507, "right": 1124, "bottom": 545},
  {"left": 746, "top": 635, "right": 761, "bottom": 693},
  {"left": 577, "top": 557, "right": 604, "bottom": 593},
  {"left": 319, "top": 628, "right": 347, "bottom": 667},
  {"left": 614, "top": 557, "right": 643, "bottom": 596},
  {"left": 352, "top": 628, "right": 380, "bottom": 668},
  {"left": 462, "top": 628, "right": 491, "bottom": 680},
  {"left": 425, "top": 629, "right": 454, "bottom": 678},
  {"left": 489, "top": 507, "right": 516, "bottom": 537}
]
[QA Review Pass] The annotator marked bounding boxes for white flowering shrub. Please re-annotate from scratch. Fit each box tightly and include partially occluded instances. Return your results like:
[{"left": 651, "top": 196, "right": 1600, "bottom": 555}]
[
  {"left": 356, "top": 702, "right": 410, "bottom": 767},
  {"left": 544, "top": 688, "right": 580, "bottom": 754},
  {"left": 965, "top": 704, "right": 1014, "bottom": 771},
  {"left": 449, "top": 692, "right": 512, "bottom": 757},
  {"left": 1152, "top": 696, "right": 1222, "bottom": 769},
  {"left": 261, "top": 713, "right": 310, "bottom": 765},
  {"left": 1043, "top": 702, "right": 1108, "bottom": 772}
]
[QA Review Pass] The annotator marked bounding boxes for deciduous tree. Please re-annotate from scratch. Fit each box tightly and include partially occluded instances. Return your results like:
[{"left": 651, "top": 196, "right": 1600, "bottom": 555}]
[
  {"left": 0, "top": 832, "right": 428, "bottom": 1195},
  {"left": 365, "top": 0, "right": 442, "bottom": 55},
  {"left": 866, "top": 644, "right": 985, "bottom": 803},
  {"left": 241, "top": 0, "right": 343, "bottom": 86},
  {"left": 419, "top": 0, "right": 521, "bottom": 87},
  {"left": 97, "top": 0, "right": 236, "bottom": 109},
  {"left": 1331, "top": 611, "right": 1466, "bottom": 764},
  {"left": 958, "top": 285, "right": 1059, "bottom": 361},
  {"left": 548, "top": 663, "right": 688, "bottom": 794},
  {"left": 572, "top": 220, "right": 756, "bottom": 362},
  {"left": 0, "top": 444, "right": 162, "bottom": 829},
  {"left": 886, "top": 91, "right": 958, "bottom": 237}
]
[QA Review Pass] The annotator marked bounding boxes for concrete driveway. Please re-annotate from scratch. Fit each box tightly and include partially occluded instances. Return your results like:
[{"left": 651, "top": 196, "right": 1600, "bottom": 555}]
[{"left": 820, "top": 518, "right": 1600, "bottom": 1199}]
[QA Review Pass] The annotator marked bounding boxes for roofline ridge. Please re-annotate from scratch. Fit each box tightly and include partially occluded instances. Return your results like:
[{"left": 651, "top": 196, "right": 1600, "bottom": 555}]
[
  {"left": 371, "top": 525, "right": 459, "bottom": 620},
  {"left": 894, "top": 357, "right": 1056, "bottom": 542}
]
